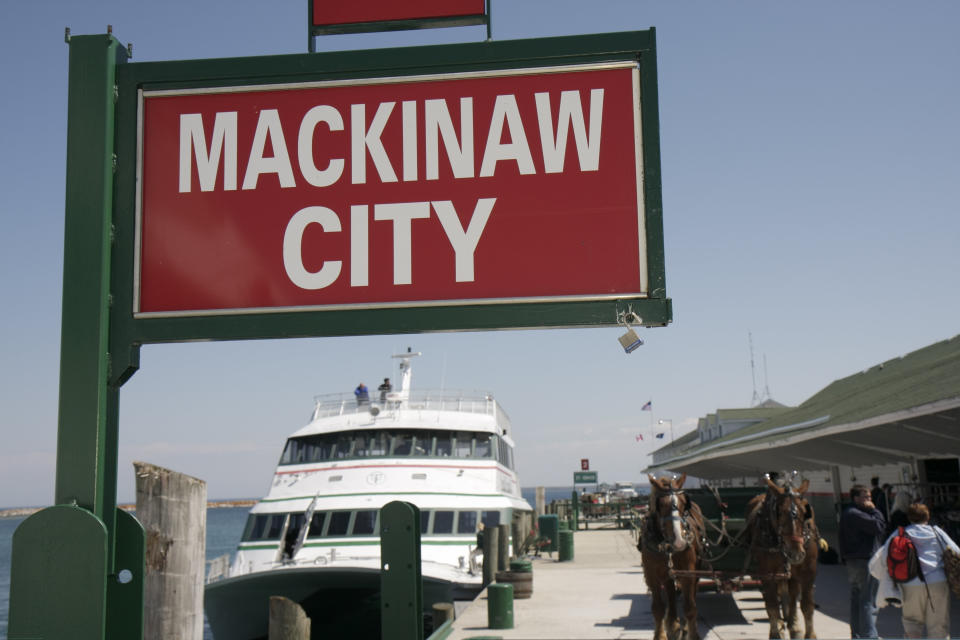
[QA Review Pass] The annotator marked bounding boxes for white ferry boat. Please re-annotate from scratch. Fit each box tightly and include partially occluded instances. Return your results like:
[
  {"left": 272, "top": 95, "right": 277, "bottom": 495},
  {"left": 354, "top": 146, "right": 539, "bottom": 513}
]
[{"left": 205, "top": 350, "right": 532, "bottom": 639}]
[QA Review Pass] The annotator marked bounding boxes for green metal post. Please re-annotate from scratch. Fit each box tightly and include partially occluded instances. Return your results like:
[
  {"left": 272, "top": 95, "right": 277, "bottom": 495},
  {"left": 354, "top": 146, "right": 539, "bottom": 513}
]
[
  {"left": 571, "top": 490, "right": 579, "bottom": 531},
  {"left": 381, "top": 501, "right": 424, "bottom": 640},
  {"left": 8, "top": 32, "right": 143, "bottom": 640}
]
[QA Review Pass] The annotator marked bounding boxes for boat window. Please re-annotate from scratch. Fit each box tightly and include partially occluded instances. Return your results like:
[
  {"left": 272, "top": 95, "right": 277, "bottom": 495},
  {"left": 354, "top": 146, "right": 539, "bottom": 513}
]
[
  {"left": 368, "top": 431, "right": 389, "bottom": 457},
  {"left": 482, "top": 511, "right": 501, "bottom": 529},
  {"left": 352, "top": 510, "right": 377, "bottom": 535},
  {"left": 412, "top": 434, "right": 430, "bottom": 457},
  {"left": 458, "top": 511, "right": 478, "bottom": 534},
  {"left": 433, "top": 510, "right": 454, "bottom": 534},
  {"left": 327, "top": 511, "right": 351, "bottom": 536},
  {"left": 243, "top": 513, "right": 287, "bottom": 541},
  {"left": 265, "top": 514, "right": 287, "bottom": 539},
  {"left": 474, "top": 433, "right": 492, "bottom": 458},
  {"left": 306, "top": 511, "right": 327, "bottom": 538},
  {"left": 420, "top": 509, "right": 430, "bottom": 534},
  {"left": 242, "top": 514, "right": 264, "bottom": 541},
  {"left": 391, "top": 432, "right": 413, "bottom": 456},
  {"left": 435, "top": 432, "right": 452, "bottom": 457},
  {"left": 279, "top": 440, "right": 297, "bottom": 465},
  {"left": 453, "top": 431, "right": 473, "bottom": 458},
  {"left": 350, "top": 434, "right": 370, "bottom": 457},
  {"left": 331, "top": 434, "right": 354, "bottom": 459}
]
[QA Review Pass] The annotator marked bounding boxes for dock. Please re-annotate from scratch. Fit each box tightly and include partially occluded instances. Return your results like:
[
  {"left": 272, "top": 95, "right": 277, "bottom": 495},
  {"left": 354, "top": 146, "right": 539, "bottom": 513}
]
[{"left": 446, "top": 527, "right": 960, "bottom": 639}]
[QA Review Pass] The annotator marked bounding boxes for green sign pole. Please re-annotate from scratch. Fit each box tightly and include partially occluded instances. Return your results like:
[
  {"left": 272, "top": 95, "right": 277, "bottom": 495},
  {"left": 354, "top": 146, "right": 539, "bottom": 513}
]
[{"left": 8, "top": 33, "right": 144, "bottom": 640}]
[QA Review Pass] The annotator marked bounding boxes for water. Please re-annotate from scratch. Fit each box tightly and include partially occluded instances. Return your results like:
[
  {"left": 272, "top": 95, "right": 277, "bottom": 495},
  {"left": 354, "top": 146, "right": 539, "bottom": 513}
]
[{"left": 0, "top": 516, "right": 22, "bottom": 640}]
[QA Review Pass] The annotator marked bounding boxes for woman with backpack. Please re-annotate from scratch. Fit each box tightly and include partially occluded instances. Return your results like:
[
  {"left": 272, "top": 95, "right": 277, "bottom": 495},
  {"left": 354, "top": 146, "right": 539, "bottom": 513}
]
[{"left": 869, "top": 502, "right": 960, "bottom": 638}]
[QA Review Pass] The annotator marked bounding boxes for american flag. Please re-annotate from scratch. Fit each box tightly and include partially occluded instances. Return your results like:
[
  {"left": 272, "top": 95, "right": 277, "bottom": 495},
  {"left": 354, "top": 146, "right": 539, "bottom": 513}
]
[{"left": 641, "top": 400, "right": 652, "bottom": 411}]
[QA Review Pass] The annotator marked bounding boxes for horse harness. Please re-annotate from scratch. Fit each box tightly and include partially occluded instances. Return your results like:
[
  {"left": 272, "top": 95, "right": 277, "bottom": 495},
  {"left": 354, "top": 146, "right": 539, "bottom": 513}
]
[
  {"left": 641, "top": 487, "right": 704, "bottom": 557},
  {"left": 748, "top": 486, "right": 816, "bottom": 575}
]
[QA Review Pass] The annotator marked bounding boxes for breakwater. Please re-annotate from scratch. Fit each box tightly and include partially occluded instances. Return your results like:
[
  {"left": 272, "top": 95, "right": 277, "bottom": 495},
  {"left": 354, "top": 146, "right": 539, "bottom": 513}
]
[{"left": 0, "top": 498, "right": 256, "bottom": 519}]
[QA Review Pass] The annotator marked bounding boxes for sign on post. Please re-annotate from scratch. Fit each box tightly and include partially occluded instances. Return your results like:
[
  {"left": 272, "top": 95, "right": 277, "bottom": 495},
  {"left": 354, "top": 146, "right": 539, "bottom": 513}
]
[
  {"left": 137, "top": 63, "right": 650, "bottom": 319},
  {"left": 574, "top": 471, "right": 598, "bottom": 484},
  {"left": 580, "top": 458, "right": 589, "bottom": 471}
]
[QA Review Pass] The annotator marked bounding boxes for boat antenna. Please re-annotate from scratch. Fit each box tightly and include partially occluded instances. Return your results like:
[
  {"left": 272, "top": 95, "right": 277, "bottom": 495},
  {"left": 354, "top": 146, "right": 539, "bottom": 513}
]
[{"left": 391, "top": 347, "right": 421, "bottom": 404}]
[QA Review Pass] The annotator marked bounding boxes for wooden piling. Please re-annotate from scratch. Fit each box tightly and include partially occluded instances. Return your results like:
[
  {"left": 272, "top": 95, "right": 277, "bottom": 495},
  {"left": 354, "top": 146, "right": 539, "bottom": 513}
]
[
  {"left": 497, "top": 523, "right": 510, "bottom": 570},
  {"left": 535, "top": 486, "right": 546, "bottom": 517},
  {"left": 269, "top": 596, "right": 311, "bottom": 639},
  {"left": 432, "top": 601, "right": 455, "bottom": 630},
  {"left": 134, "top": 461, "right": 206, "bottom": 640},
  {"left": 482, "top": 524, "right": 499, "bottom": 587}
]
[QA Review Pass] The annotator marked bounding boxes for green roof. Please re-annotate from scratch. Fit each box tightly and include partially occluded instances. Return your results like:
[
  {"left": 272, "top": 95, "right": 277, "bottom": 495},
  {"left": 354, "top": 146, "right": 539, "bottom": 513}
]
[{"left": 710, "top": 334, "right": 960, "bottom": 447}]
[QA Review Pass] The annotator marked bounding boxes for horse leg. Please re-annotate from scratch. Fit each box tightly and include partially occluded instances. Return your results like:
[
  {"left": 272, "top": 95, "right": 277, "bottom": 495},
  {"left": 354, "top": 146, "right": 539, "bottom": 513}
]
[
  {"left": 680, "top": 576, "right": 700, "bottom": 640},
  {"left": 650, "top": 588, "right": 667, "bottom": 640},
  {"left": 761, "top": 580, "right": 786, "bottom": 640},
  {"left": 800, "top": 573, "right": 816, "bottom": 639},
  {"left": 650, "top": 586, "right": 667, "bottom": 640},
  {"left": 664, "top": 578, "right": 681, "bottom": 640},
  {"left": 785, "top": 578, "right": 802, "bottom": 639}
]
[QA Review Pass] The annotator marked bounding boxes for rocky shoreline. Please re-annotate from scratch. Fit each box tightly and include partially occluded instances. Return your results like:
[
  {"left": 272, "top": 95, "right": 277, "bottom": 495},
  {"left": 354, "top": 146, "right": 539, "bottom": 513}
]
[{"left": 0, "top": 499, "right": 256, "bottom": 519}]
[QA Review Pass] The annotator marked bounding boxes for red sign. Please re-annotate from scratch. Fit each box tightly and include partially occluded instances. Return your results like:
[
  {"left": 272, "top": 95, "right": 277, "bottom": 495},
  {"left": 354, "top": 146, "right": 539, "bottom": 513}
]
[
  {"left": 136, "top": 63, "right": 647, "bottom": 317},
  {"left": 581, "top": 459, "right": 589, "bottom": 471},
  {"left": 312, "top": 0, "right": 486, "bottom": 27}
]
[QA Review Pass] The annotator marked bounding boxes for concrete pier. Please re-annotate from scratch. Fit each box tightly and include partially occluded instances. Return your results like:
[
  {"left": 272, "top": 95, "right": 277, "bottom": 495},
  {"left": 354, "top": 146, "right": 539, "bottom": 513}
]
[{"left": 446, "top": 527, "right": 960, "bottom": 639}]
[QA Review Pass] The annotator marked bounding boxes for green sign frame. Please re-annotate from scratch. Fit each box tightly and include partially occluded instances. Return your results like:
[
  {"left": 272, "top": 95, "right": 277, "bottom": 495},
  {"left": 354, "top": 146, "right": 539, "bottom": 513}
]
[
  {"left": 111, "top": 29, "right": 669, "bottom": 371},
  {"left": 10, "top": 28, "right": 667, "bottom": 639}
]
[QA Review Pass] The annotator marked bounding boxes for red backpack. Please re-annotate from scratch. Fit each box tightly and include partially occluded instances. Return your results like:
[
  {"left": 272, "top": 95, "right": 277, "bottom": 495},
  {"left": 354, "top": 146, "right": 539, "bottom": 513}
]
[{"left": 887, "top": 527, "right": 924, "bottom": 584}]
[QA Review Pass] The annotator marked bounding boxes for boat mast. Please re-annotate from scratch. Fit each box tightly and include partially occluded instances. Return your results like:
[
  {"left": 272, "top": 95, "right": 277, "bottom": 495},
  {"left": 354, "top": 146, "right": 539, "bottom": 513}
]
[{"left": 391, "top": 348, "right": 421, "bottom": 404}]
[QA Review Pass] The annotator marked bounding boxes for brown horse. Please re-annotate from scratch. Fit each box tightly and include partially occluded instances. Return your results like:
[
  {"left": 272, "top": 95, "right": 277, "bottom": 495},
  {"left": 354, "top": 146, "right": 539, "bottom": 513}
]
[
  {"left": 640, "top": 473, "right": 705, "bottom": 640},
  {"left": 746, "top": 475, "right": 819, "bottom": 639}
]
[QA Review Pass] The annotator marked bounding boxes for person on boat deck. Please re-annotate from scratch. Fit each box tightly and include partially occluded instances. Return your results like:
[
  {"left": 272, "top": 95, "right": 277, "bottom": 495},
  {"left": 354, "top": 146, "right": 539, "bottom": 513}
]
[
  {"left": 840, "top": 483, "right": 886, "bottom": 639},
  {"left": 354, "top": 383, "right": 369, "bottom": 405},
  {"left": 378, "top": 378, "right": 392, "bottom": 404},
  {"left": 869, "top": 502, "right": 960, "bottom": 639}
]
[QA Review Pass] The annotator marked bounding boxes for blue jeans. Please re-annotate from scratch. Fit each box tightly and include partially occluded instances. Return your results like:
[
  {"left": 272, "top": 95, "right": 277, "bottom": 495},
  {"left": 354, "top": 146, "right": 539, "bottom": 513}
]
[{"left": 847, "top": 558, "right": 878, "bottom": 638}]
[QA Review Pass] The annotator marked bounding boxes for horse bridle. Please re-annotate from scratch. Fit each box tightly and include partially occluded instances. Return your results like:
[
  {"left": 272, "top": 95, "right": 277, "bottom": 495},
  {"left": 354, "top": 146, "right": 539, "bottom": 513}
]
[
  {"left": 768, "top": 486, "right": 812, "bottom": 560},
  {"left": 651, "top": 487, "right": 697, "bottom": 553}
]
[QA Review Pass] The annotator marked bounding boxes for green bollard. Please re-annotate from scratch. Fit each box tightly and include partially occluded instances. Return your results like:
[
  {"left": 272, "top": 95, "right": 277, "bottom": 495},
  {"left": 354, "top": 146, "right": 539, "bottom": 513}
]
[
  {"left": 487, "top": 583, "right": 514, "bottom": 629},
  {"left": 558, "top": 529, "right": 575, "bottom": 562}
]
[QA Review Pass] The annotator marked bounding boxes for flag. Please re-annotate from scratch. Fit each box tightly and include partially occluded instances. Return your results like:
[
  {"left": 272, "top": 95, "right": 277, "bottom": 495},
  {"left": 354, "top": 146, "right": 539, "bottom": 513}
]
[
  {"left": 655, "top": 432, "right": 665, "bottom": 439},
  {"left": 641, "top": 400, "right": 652, "bottom": 411},
  {"left": 635, "top": 434, "right": 643, "bottom": 441}
]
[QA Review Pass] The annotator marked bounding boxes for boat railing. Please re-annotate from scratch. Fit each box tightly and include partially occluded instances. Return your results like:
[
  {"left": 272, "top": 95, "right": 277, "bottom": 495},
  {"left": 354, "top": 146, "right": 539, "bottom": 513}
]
[
  {"left": 311, "top": 389, "right": 498, "bottom": 421},
  {"left": 206, "top": 553, "right": 231, "bottom": 584}
]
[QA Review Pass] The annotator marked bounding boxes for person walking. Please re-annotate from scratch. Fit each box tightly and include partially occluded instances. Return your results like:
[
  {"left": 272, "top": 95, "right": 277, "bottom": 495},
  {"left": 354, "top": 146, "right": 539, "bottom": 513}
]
[
  {"left": 840, "top": 484, "right": 886, "bottom": 638},
  {"left": 870, "top": 502, "right": 960, "bottom": 639}
]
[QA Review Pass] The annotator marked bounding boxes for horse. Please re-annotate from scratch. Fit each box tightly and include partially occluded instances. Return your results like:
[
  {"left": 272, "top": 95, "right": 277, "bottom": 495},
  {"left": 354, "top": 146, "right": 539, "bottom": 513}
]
[
  {"left": 745, "top": 474, "right": 820, "bottom": 639},
  {"left": 640, "top": 473, "right": 705, "bottom": 640}
]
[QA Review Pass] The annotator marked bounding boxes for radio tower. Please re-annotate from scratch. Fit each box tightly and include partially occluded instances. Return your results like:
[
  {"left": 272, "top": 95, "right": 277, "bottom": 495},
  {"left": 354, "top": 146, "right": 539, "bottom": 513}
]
[
  {"left": 749, "top": 332, "right": 761, "bottom": 407},
  {"left": 763, "top": 353, "right": 772, "bottom": 403}
]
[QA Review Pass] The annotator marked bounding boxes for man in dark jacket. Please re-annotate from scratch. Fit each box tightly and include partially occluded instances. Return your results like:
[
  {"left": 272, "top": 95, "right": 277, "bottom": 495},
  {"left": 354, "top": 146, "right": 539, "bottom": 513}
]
[{"left": 839, "top": 484, "right": 886, "bottom": 638}]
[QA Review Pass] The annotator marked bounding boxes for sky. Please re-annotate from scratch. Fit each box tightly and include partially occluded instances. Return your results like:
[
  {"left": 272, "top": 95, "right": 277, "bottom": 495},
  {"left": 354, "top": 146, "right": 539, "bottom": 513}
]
[{"left": 0, "top": 1, "right": 957, "bottom": 508}]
